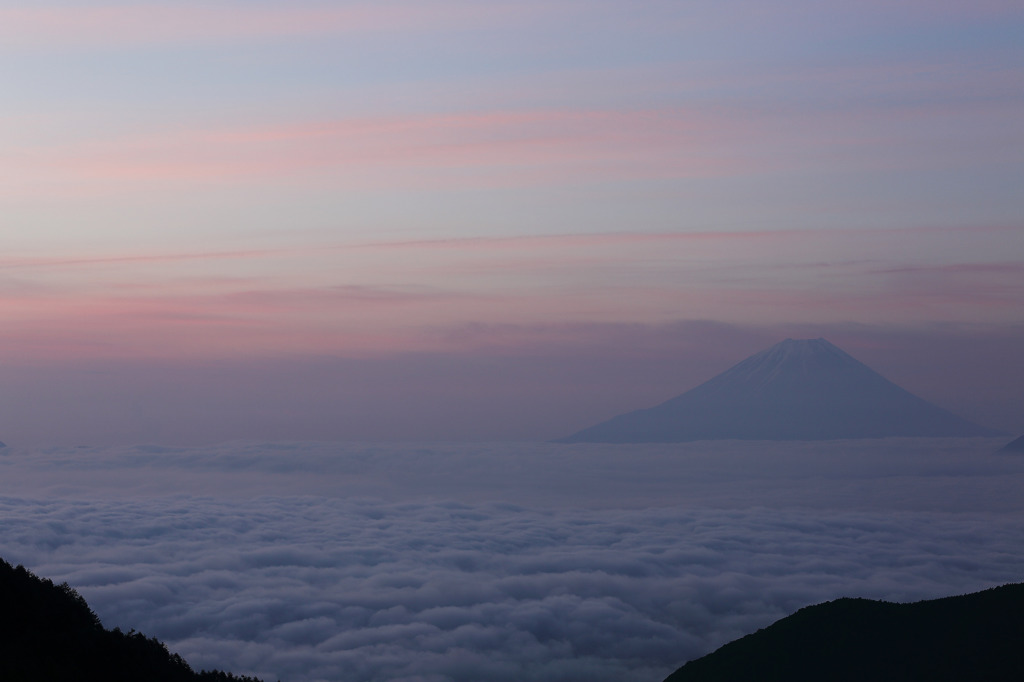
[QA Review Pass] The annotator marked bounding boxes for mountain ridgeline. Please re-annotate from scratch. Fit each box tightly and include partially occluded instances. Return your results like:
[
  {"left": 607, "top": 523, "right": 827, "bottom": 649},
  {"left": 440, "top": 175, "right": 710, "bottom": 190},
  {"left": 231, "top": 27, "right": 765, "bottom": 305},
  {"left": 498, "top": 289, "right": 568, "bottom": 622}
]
[
  {"left": 0, "top": 558, "right": 266, "bottom": 682},
  {"left": 1001, "top": 435, "right": 1024, "bottom": 452},
  {"left": 559, "top": 338, "right": 1001, "bottom": 443},
  {"left": 664, "top": 583, "right": 1024, "bottom": 682}
]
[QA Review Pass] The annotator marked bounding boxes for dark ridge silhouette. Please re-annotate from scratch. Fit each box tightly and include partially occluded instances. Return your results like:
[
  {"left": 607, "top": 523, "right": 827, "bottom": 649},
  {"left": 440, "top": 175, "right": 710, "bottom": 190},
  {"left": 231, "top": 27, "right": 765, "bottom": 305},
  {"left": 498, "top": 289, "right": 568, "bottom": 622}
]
[
  {"left": 559, "top": 338, "right": 1002, "bottom": 443},
  {"left": 663, "top": 583, "right": 1024, "bottom": 682},
  {"left": 0, "top": 558, "right": 269, "bottom": 682},
  {"left": 1000, "top": 435, "right": 1024, "bottom": 452}
]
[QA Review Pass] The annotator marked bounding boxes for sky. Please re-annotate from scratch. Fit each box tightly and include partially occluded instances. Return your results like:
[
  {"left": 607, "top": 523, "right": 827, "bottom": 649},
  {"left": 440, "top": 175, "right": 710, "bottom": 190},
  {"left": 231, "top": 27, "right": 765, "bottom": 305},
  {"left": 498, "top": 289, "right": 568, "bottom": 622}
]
[
  {"left": 1, "top": 0, "right": 1022, "bottom": 445},
  {"left": 2, "top": 438, "right": 1023, "bottom": 681}
]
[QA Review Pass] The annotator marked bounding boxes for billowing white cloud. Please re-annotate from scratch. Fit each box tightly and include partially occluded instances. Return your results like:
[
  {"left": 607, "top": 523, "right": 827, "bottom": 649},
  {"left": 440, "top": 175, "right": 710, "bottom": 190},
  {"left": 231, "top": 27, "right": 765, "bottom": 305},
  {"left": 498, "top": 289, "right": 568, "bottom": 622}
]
[{"left": 0, "top": 439, "right": 1022, "bottom": 681}]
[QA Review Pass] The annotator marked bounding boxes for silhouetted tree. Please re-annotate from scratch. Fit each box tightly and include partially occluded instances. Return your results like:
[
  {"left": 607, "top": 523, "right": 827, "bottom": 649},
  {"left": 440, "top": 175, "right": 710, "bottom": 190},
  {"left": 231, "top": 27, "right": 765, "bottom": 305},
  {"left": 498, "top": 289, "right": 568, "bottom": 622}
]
[{"left": 0, "top": 558, "right": 270, "bottom": 682}]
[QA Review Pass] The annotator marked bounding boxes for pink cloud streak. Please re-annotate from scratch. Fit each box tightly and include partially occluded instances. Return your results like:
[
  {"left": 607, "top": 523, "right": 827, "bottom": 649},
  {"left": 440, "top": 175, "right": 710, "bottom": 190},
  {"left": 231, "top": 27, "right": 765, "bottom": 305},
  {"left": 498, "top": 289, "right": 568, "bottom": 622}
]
[
  {"left": 1, "top": 224, "right": 1016, "bottom": 271},
  {"left": 0, "top": 249, "right": 276, "bottom": 271},
  {"left": 10, "top": 83, "right": 1015, "bottom": 201},
  {"left": 1, "top": 225, "right": 1020, "bottom": 362},
  {"left": 5, "top": 108, "right": 723, "bottom": 197}
]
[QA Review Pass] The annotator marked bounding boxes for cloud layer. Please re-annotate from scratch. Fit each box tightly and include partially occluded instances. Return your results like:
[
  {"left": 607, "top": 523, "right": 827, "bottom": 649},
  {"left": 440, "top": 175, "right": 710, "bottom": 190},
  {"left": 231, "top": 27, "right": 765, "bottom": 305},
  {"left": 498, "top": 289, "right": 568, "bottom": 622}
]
[{"left": 2, "top": 439, "right": 1022, "bottom": 681}]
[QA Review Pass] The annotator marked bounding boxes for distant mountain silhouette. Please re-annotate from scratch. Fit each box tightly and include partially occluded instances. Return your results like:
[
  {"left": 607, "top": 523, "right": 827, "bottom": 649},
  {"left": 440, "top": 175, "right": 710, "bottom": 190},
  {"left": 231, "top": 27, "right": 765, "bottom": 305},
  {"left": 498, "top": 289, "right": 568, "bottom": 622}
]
[
  {"left": 559, "top": 338, "right": 1002, "bottom": 442},
  {"left": 1001, "top": 435, "right": 1024, "bottom": 452},
  {"left": 0, "top": 558, "right": 266, "bottom": 682},
  {"left": 664, "top": 583, "right": 1024, "bottom": 682}
]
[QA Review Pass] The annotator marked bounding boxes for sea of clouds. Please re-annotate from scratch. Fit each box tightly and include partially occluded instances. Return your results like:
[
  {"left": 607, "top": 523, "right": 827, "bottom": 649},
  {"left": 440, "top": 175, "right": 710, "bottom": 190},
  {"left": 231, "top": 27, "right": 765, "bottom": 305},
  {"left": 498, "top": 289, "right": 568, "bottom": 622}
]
[{"left": 1, "top": 438, "right": 1022, "bottom": 682}]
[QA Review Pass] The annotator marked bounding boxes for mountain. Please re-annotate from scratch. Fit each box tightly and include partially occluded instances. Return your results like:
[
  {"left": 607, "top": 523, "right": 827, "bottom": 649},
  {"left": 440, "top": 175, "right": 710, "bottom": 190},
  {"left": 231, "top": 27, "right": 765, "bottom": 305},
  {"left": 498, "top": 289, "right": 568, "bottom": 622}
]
[
  {"left": 663, "top": 583, "right": 1024, "bottom": 682},
  {"left": 0, "top": 558, "right": 266, "bottom": 682},
  {"left": 1001, "top": 435, "right": 1024, "bottom": 452},
  {"left": 559, "top": 338, "right": 1001, "bottom": 442}
]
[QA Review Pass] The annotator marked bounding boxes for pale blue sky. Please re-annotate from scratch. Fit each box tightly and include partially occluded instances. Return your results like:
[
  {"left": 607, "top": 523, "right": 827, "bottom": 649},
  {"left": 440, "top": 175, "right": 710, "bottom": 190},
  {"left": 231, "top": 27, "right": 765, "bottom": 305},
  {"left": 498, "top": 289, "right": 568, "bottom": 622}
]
[{"left": 0, "top": 1, "right": 1021, "bottom": 443}]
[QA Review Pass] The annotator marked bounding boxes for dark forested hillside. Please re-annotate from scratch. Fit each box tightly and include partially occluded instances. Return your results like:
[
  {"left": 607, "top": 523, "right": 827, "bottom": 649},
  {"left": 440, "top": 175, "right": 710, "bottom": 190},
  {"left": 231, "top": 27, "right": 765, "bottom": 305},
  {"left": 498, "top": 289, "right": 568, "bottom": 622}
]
[
  {"left": 0, "top": 558, "right": 267, "bottom": 682},
  {"left": 664, "top": 583, "right": 1024, "bottom": 682}
]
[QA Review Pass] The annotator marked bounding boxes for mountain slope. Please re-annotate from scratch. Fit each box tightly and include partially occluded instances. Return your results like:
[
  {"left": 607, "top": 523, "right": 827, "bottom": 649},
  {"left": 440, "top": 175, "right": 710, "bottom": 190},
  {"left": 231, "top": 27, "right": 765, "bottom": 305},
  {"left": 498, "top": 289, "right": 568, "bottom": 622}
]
[
  {"left": 559, "top": 338, "right": 1000, "bottom": 442},
  {"left": 1000, "top": 435, "right": 1024, "bottom": 452},
  {"left": 0, "top": 558, "right": 265, "bottom": 682},
  {"left": 664, "top": 583, "right": 1024, "bottom": 682}
]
